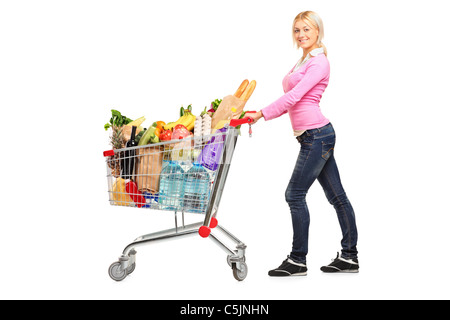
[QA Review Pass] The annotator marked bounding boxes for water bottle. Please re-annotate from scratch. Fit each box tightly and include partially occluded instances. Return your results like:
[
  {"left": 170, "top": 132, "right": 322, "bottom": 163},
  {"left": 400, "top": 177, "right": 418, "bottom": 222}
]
[
  {"left": 183, "top": 162, "right": 211, "bottom": 213},
  {"left": 158, "top": 160, "right": 185, "bottom": 210}
]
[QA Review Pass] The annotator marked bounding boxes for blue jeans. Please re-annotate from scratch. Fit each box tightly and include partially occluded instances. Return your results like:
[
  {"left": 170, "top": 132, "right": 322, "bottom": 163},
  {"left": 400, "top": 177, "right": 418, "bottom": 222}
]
[{"left": 285, "top": 123, "right": 358, "bottom": 264}]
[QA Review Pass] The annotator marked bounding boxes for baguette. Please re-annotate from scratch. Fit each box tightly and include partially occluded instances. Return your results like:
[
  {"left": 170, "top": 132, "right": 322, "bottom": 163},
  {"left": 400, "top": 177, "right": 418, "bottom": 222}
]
[
  {"left": 234, "top": 79, "right": 249, "bottom": 98},
  {"left": 240, "top": 80, "right": 256, "bottom": 101}
]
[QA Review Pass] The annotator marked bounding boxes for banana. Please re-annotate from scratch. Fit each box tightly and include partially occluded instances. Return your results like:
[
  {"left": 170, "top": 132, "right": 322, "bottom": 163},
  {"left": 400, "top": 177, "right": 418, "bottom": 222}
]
[
  {"left": 163, "top": 113, "right": 195, "bottom": 131},
  {"left": 179, "top": 115, "right": 191, "bottom": 127},
  {"left": 163, "top": 122, "right": 176, "bottom": 131},
  {"left": 177, "top": 113, "right": 193, "bottom": 126},
  {"left": 182, "top": 113, "right": 195, "bottom": 127},
  {"left": 164, "top": 115, "right": 184, "bottom": 130},
  {"left": 186, "top": 115, "right": 196, "bottom": 131}
]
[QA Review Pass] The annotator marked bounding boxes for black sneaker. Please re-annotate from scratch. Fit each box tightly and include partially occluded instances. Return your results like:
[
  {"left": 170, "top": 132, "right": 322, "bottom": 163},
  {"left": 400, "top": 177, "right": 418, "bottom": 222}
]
[
  {"left": 268, "top": 256, "right": 307, "bottom": 277},
  {"left": 321, "top": 252, "right": 359, "bottom": 273}
]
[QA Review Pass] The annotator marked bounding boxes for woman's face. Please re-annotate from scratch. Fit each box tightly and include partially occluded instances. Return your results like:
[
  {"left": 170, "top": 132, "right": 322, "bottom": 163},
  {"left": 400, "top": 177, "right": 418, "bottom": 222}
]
[{"left": 294, "top": 19, "right": 319, "bottom": 51}]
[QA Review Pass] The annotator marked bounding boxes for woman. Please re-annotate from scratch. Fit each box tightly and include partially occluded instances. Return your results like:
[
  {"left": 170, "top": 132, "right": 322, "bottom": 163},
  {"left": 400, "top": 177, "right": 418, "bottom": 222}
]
[{"left": 246, "top": 11, "right": 359, "bottom": 276}]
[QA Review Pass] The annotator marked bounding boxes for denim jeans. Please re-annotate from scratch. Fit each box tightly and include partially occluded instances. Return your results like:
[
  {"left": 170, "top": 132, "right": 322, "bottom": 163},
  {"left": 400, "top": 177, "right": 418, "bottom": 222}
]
[{"left": 285, "top": 123, "right": 358, "bottom": 264}]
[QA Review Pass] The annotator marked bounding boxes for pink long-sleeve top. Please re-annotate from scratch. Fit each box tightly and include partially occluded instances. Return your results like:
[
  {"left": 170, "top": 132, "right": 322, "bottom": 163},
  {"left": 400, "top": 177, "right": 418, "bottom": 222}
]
[{"left": 261, "top": 50, "right": 330, "bottom": 133}]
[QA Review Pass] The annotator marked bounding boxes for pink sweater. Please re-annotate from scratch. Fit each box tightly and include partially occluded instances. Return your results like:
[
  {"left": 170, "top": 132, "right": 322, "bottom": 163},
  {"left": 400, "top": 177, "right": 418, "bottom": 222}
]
[{"left": 261, "top": 53, "right": 330, "bottom": 132}]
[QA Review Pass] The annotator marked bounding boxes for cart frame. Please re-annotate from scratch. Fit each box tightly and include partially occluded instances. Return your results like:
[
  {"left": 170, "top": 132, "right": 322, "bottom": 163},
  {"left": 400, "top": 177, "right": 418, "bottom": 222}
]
[{"left": 104, "top": 122, "right": 251, "bottom": 281}]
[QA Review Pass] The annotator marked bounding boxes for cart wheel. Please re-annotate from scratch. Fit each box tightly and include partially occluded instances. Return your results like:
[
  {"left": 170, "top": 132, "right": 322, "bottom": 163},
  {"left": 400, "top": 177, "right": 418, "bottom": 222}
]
[
  {"left": 227, "top": 255, "right": 246, "bottom": 267},
  {"left": 127, "top": 262, "right": 136, "bottom": 274},
  {"left": 232, "top": 262, "right": 248, "bottom": 281},
  {"left": 126, "top": 263, "right": 136, "bottom": 275},
  {"left": 108, "top": 261, "right": 128, "bottom": 281}
]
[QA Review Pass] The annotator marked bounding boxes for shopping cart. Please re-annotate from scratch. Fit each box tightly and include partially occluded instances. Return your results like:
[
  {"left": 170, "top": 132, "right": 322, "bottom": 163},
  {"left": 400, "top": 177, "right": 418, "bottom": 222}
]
[{"left": 103, "top": 117, "right": 254, "bottom": 281}]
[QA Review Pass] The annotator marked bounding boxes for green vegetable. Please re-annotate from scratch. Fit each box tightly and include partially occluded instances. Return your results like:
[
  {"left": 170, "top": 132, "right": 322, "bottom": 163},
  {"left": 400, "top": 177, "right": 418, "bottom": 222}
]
[
  {"left": 135, "top": 129, "right": 146, "bottom": 144},
  {"left": 211, "top": 99, "right": 222, "bottom": 111},
  {"left": 150, "top": 135, "right": 160, "bottom": 144},
  {"left": 104, "top": 109, "right": 133, "bottom": 130},
  {"left": 137, "top": 126, "right": 156, "bottom": 146}
]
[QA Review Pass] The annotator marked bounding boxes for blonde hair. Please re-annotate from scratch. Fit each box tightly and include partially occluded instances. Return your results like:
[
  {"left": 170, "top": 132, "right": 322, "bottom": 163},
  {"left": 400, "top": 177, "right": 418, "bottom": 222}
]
[{"left": 292, "top": 11, "right": 327, "bottom": 56}]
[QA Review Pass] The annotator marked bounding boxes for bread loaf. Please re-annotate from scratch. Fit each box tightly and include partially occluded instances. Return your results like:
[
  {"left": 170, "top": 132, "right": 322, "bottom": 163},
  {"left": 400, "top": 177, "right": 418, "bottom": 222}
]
[
  {"left": 234, "top": 79, "right": 249, "bottom": 98},
  {"left": 240, "top": 80, "right": 256, "bottom": 101}
]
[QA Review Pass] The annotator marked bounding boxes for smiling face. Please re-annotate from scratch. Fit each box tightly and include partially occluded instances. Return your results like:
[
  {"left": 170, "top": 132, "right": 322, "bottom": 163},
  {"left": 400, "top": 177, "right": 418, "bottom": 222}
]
[{"left": 293, "top": 19, "right": 319, "bottom": 53}]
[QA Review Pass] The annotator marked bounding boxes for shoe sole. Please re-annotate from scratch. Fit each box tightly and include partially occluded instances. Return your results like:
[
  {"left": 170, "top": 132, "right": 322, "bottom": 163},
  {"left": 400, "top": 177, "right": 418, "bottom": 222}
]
[
  {"left": 268, "top": 270, "right": 307, "bottom": 277},
  {"left": 321, "top": 266, "right": 359, "bottom": 273}
]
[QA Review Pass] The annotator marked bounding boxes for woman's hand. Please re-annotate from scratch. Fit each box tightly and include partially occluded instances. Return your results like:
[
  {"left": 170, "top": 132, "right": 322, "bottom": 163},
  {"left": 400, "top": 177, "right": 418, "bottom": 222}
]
[{"left": 245, "top": 111, "right": 264, "bottom": 124}]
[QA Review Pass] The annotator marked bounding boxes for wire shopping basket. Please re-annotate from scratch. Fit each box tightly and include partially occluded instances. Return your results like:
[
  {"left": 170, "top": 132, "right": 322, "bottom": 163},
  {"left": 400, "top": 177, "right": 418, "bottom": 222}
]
[{"left": 103, "top": 117, "right": 253, "bottom": 281}]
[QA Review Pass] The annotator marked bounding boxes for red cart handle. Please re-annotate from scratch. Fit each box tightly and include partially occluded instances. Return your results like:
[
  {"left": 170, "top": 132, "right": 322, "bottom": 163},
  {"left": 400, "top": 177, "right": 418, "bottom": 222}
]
[
  {"left": 229, "top": 111, "right": 256, "bottom": 127},
  {"left": 103, "top": 149, "right": 115, "bottom": 157}
]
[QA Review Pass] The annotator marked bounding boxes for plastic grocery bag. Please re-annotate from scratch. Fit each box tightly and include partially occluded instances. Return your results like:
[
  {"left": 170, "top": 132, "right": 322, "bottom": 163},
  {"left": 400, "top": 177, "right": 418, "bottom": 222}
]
[
  {"left": 197, "top": 127, "right": 227, "bottom": 171},
  {"left": 170, "top": 139, "right": 193, "bottom": 161}
]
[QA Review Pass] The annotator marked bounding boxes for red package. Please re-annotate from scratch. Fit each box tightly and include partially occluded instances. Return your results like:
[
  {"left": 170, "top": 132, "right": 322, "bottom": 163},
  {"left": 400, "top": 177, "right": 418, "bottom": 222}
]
[
  {"left": 172, "top": 124, "right": 190, "bottom": 140},
  {"left": 125, "top": 181, "right": 146, "bottom": 208}
]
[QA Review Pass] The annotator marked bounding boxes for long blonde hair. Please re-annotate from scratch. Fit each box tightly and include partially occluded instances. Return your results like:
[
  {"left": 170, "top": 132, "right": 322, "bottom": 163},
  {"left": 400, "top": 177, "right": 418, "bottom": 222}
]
[{"left": 292, "top": 11, "right": 327, "bottom": 56}]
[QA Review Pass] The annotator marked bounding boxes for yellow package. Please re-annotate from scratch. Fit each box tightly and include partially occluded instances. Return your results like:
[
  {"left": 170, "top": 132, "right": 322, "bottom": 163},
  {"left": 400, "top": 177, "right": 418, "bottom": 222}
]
[{"left": 112, "top": 177, "right": 133, "bottom": 206}]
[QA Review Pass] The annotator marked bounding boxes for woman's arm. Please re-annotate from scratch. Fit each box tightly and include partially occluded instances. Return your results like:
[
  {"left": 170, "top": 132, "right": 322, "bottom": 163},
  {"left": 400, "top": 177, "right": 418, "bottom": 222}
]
[
  {"left": 244, "top": 110, "right": 264, "bottom": 123},
  {"left": 261, "top": 57, "right": 329, "bottom": 121}
]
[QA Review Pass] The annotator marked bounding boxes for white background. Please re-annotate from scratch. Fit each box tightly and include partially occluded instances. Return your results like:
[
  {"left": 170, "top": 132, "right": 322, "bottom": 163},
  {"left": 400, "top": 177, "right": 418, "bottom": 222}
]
[{"left": 1, "top": 0, "right": 449, "bottom": 300}]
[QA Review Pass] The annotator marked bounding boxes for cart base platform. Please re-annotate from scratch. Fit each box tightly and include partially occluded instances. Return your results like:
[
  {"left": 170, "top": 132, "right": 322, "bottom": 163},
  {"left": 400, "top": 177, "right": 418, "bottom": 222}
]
[{"left": 108, "top": 215, "right": 247, "bottom": 282}]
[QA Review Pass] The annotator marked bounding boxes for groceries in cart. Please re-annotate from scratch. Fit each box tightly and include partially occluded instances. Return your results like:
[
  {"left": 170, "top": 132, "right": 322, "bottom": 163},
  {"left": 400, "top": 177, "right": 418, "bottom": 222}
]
[{"left": 103, "top": 79, "right": 257, "bottom": 212}]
